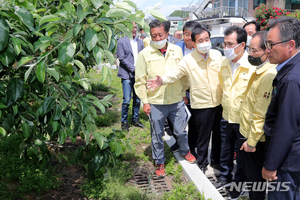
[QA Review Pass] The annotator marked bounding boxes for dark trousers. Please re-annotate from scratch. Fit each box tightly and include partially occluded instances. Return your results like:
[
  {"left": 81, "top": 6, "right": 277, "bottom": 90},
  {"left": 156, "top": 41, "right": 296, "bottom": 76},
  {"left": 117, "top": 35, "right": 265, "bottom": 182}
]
[
  {"left": 121, "top": 78, "right": 140, "bottom": 123},
  {"left": 189, "top": 105, "right": 222, "bottom": 167},
  {"left": 219, "top": 118, "right": 244, "bottom": 183},
  {"left": 164, "top": 118, "right": 174, "bottom": 134},
  {"left": 240, "top": 140, "right": 266, "bottom": 200},
  {"left": 268, "top": 169, "right": 300, "bottom": 200},
  {"left": 187, "top": 105, "right": 197, "bottom": 155}
]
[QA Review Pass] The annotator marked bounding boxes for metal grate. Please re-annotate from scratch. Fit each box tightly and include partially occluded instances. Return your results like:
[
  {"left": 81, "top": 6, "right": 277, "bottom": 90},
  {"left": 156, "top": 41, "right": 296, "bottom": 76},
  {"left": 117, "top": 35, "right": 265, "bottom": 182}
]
[
  {"left": 132, "top": 172, "right": 173, "bottom": 195},
  {"left": 206, "top": 174, "right": 229, "bottom": 199}
]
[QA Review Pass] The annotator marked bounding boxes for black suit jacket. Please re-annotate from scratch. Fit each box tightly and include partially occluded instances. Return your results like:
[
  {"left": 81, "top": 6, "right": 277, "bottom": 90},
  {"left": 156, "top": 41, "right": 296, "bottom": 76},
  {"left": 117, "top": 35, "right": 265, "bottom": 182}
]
[
  {"left": 116, "top": 36, "right": 144, "bottom": 79},
  {"left": 263, "top": 52, "right": 300, "bottom": 172}
]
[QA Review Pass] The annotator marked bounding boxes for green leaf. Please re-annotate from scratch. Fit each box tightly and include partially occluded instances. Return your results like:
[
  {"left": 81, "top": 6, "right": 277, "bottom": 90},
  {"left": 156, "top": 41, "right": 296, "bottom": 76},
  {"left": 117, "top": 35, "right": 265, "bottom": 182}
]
[
  {"left": 74, "top": 59, "right": 85, "bottom": 73},
  {"left": 17, "top": 1, "right": 36, "bottom": 11},
  {"left": 0, "top": 18, "right": 9, "bottom": 51},
  {"left": 77, "top": 4, "right": 93, "bottom": 23},
  {"left": 73, "top": 23, "right": 81, "bottom": 37},
  {"left": 39, "top": 97, "right": 56, "bottom": 115},
  {"left": 22, "top": 122, "right": 31, "bottom": 138},
  {"left": 102, "top": 24, "right": 112, "bottom": 47},
  {"left": 60, "top": 98, "right": 68, "bottom": 111},
  {"left": 63, "top": 2, "right": 74, "bottom": 14},
  {"left": 98, "top": 32, "right": 105, "bottom": 42},
  {"left": 108, "top": 37, "right": 116, "bottom": 51},
  {"left": 115, "top": 23, "right": 132, "bottom": 39},
  {"left": 93, "top": 46, "right": 103, "bottom": 67},
  {"left": 91, "top": 0, "right": 104, "bottom": 9},
  {"left": 88, "top": 106, "right": 97, "bottom": 117},
  {"left": 17, "top": 56, "right": 34, "bottom": 69},
  {"left": 0, "top": 103, "right": 7, "bottom": 109},
  {"left": 104, "top": 50, "right": 115, "bottom": 65},
  {"left": 24, "top": 64, "right": 35, "bottom": 82},
  {"left": 79, "top": 98, "right": 88, "bottom": 119},
  {"left": 36, "top": 59, "right": 46, "bottom": 83},
  {"left": 73, "top": 111, "right": 81, "bottom": 136},
  {"left": 85, "top": 28, "right": 98, "bottom": 51},
  {"left": 124, "top": 1, "right": 137, "bottom": 9},
  {"left": 58, "top": 130, "right": 67, "bottom": 144},
  {"left": 106, "top": 9, "right": 129, "bottom": 18},
  {"left": 148, "top": 10, "right": 168, "bottom": 22},
  {"left": 103, "top": 94, "right": 113, "bottom": 101},
  {"left": 39, "top": 15, "right": 61, "bottom": 26},
  {"left": 52, "top": 121, "right": 59, "bottom": 132},
  {"left": 114, "top": 2, "right": 133, "bottom": 12},
  {"left": 2, "top": 114, "right": 14, "bottom": 130},
  {"left": 53, "top": 104, "right": 62, "bottom": 120},
  {"left": 58, "top": 42, "right": 76, "bottom": 65},
  {"left": 94, "top": 151, "right": 104, "bottom": 171},
  {"left": 92, "top": 132, "right": 108, "bottom": 149},
  {"left": 79, "top": 79, "right": 91, "bottom": 91},
  {"left": 12, "top": 105, "right": 18, "bottom": 116},
  {"left": 56, "top": 9, "right": 69, "bottom": 19},
  {"left": 93, "top": 99, "right": 105, "bottom": 113},
  {"left": 127, "top": 14, "right": 145, "bottom": 26},
  {"left": 7, "top": 78, "right": 24, "bottom": 104},
  {"left": 0, "top": 127, "right": 6, "bottom": 137},
  {"left": 0, "top": 46, "right": 16, "bottom": 67},
  {"left": 14, "top": 6, "right": 34, "bottom": 31},
  {"left": 114, "top": 141, "right": 123, "bottom": 156},
  {"left": 100, "top": 63, "right": 108, "bottom": 83},
  {"left": 39, "top": 36, "right": 53, "bottom": 43},
  {"left": 46, "top": 68, "right": 60, "bottom": 82}
]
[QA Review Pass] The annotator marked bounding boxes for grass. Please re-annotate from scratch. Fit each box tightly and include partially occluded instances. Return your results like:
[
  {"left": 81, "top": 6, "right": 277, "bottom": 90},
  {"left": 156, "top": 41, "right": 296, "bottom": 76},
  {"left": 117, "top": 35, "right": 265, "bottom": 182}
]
[{"left": 81, "top": 162, "right": 154, "bottom": 200}]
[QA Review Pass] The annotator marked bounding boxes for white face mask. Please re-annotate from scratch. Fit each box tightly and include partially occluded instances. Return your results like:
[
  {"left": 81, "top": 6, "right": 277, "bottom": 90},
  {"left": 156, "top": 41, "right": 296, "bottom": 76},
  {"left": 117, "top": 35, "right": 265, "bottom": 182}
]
[
  {"left": 246, "top": 35, "right": 252, "bottom": 47},
  {"left": 151, "top": 39, "right": 167, "bottom": 49},
  {"left": 224, "top": 43, "right": 242, "bottom": 60},
  {"left": 197, "top": 42, "right": 211, "bottom": 54}
]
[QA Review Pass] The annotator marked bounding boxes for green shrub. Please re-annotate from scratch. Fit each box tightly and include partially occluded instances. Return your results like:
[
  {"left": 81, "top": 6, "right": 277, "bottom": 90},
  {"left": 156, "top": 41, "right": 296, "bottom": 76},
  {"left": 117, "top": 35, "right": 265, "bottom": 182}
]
[
  {"left": 0, "top": 134, "right": 60, "bottom": 199},
  {"left": 94, "top": 110, "right": 120, "bottom": 127}
]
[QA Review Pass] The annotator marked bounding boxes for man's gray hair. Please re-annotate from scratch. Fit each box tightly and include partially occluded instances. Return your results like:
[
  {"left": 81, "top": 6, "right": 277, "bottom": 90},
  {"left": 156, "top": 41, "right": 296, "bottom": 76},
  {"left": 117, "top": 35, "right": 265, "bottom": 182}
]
[{"left": 268, "top": 16, "right": 300, "bottom": 48}]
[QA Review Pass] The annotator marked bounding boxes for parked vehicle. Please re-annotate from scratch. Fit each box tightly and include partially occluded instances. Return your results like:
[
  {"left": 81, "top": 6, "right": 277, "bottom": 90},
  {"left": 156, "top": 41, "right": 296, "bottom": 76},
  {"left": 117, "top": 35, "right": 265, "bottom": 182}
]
[{"left": 211, "top": 34, "right": 224, "bottom": 56}]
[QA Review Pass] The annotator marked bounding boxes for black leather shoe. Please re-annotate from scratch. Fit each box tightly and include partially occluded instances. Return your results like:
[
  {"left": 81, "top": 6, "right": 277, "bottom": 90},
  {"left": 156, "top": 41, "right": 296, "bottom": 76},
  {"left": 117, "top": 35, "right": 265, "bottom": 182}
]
[
  {"left": 132, "top": 120, "right": 145, "bottom": 128},
  {"left": 121, "top": 122, "right": 129, "bottom": 131},
  {"left": 210, "top": 163, "right": 220, "bottom": 170},
  {"left": 165, "top": 128, "right": 173, "bottom": 136},
  {"left": 170, "top": 142, "right": 179, "bottom": 152},
  {"left": 199, "top": 166, "right": 206, "bottom": 174},
  {"left": 213, "top": 179, "right": 231, "bottom": 190},
  {"left": 228, "top": 186, "right": 245, "bottom": 199}
]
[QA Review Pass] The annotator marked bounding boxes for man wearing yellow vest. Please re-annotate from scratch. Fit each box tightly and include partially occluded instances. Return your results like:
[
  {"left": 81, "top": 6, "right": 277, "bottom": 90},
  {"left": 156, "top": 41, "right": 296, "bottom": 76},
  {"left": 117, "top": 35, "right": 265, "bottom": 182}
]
[
  {"left": 146, "top": 27, "right": 223, "bottom": 173},
  {"left": 134, "top": 19, "right": 196, "bottom": 177},
  {"left": 238, "top": 31, "right": 277, "bottom": 200},
  {"left": 213, "top": 25, "right": 256, "bottom": 199}
]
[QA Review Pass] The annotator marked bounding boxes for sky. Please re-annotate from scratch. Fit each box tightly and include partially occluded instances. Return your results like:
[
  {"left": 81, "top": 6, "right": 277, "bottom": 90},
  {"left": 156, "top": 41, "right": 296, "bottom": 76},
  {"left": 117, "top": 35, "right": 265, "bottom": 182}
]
[{"left": 130, "top": 0, "right": 193, "bottom": 17}]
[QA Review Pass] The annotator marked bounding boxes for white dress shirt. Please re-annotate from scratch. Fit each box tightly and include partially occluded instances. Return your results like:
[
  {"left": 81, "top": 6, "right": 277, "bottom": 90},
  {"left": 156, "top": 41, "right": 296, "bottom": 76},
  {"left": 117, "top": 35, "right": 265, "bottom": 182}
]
[{"left": 130, "top": 37, "right": 138, "bottom": 65}]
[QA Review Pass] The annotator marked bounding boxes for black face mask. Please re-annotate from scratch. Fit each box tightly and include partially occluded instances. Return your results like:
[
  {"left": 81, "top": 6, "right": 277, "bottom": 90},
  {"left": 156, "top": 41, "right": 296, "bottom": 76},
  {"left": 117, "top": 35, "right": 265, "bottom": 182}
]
[{"left": 248, "top": 53, "right": 265, "bottom": 66}]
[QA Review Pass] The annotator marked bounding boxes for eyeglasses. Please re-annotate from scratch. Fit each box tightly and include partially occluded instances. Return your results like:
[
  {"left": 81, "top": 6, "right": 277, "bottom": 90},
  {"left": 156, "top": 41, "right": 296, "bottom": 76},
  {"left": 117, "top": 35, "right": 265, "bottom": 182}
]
[
  {"left": 247, "top": 47, "right": 263, "bottom": 54},
  {"left": 264, "top": 40, "right": 290, "bottom": 50},
  {"left": 221, "top": 42, "right": 239, "bottom": 48}
]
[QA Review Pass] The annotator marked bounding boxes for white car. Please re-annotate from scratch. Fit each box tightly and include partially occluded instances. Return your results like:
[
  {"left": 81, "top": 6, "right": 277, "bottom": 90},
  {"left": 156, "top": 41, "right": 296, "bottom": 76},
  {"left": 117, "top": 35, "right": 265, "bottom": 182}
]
[{"left": 210, "top": 34, "right": 224, "bottom": 56}]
